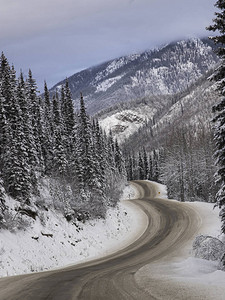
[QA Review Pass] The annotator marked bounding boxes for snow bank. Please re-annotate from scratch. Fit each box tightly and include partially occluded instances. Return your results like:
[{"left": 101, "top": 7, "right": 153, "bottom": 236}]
[
  {"left": 120, "top": 182, "right": 139, "bottom": 200},
  {"left": 135, "top": 181, "right": 225, "bottom": 299},
  {"left": 0, "top": 182, "right": 147, "bottom": 277},
  {"left": 193, "top": 235, "right": 225, "bottom": 261},
  {"left": 136, "top": 257, "right": 225, "bottom": 300},
  {"left": 147, "top": 180, "right": 168, "bottom": 199}
]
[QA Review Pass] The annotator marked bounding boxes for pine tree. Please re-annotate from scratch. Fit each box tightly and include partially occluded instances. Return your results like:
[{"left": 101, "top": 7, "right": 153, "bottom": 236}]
[
  {"left": 0, "top": 174, "right": 5, "bottom": 208},
  {"left": 148, "top": 153, "right": 153, "bottom": 180},
  {"left": 126, "top": 153, "right": 134, "bottom": 181},
  {"left": 41, "top": 81, "right": 54, "bottom": 174},
  {"left": 207, "top": 0, "right": 225, "bottom": 233},
  {"left": 0, "top": 53, "right": 16, "bottom": 122},
  {"left": 93, "top": 120, "right": 107, "bottom": 193},
  {"left": 3, "top": 95, "right": 31, "bottom": 203},
  {"left": 0, "top": 91, "right": 7, "bottom": 171},
  {"left": 64, "top": 80, "right": 75, "bottom": 136},
  {"left": 17, "top": 72, "right": 37, "bottom": 175},
  {"left": 43, "top": 81, "right": 51, "bottom": 124},
  {"left": 26, "top": 69, "right": 42, "bottom": 170},
  {"left": 107, "top": 130, "right": 116, "bottom": 171},
  {"left": 52, "top": 94, "right": 68, "bottom": 177},
  {"left": 138, "top": 152, "right": 144, "bottom": 180},
  {"left": 143, "top": 147, "right": 149, "bottom": 179},
  {"left": 152, "top": 150, "right": 160, "bottom": 182},
  {"left": 114, "top": 140, "right": 124, "bottom": 174}
]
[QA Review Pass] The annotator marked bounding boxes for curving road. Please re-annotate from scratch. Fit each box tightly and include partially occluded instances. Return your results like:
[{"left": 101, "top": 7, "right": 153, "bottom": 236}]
[{"left": 0, "top": 181, "right": 202, "bottom": 300}]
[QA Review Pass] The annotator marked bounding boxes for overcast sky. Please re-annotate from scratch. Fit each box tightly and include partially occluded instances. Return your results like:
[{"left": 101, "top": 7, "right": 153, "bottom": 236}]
[{"left": 0, "top": 0, "right": 216, "bottom": 91}]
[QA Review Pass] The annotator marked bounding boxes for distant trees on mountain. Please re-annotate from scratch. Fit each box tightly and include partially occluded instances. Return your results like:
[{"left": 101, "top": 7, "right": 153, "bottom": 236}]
[{"left": 0, "top": 53, "right": 126, "bottom": 227}]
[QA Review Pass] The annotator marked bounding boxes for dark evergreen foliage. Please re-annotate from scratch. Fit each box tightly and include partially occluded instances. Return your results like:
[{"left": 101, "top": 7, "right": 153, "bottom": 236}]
[
  {"left": 0, "top": 54, "right": 126, "bottom": 224},
  {"left": 208, "top": 0, "right": 225, "bottom": 233},
  {"left": 125, "top": 150, "right": 157, "bottom": 182}
]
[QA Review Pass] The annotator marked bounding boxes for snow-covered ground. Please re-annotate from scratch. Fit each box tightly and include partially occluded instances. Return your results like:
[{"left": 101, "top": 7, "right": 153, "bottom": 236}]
[
  {"left": 1, "top": 179, "right": 225, "bottom": 299},
  {"left": 0, "top": 183, "right": 147, "bottom": 277},
  {"left": 135, "top": 182, "right": 225, "bottom": 299}
]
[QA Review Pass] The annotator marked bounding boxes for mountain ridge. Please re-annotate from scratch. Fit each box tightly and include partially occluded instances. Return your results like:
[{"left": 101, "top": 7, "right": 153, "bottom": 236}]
[{"left": 50, "top": 37, "right": 219, "bottom": 115}]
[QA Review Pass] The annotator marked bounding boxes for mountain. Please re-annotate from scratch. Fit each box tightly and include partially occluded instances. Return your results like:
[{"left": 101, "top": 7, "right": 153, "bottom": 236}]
[
  {"left": 50, "top": 38, "right": 219, "bottom": 115},
  {"left": 97, "top": 70, "right": 218, "bottom": 145}
]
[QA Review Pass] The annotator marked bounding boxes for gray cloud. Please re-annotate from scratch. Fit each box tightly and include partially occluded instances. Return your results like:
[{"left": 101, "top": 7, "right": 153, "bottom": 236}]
[{"left": 0, "top": 0, "right": 216, "bottom": 90}]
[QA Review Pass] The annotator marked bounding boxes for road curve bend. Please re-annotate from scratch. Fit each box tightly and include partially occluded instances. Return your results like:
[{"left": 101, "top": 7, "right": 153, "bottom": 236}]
[{"left": 0, "top": 180, "right": 202, "bottom": 300}]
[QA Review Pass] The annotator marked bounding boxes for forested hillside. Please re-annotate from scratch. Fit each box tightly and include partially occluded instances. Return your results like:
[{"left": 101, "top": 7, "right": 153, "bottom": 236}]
[
  {"left": 0, "top": 53, "right": 126, "bottom": 230},
  {"left": 121, "top": 72, "right": 218, "bottom": 202},
  {"left": 96, "top": 65, "right": 219, "bottom": 203}
]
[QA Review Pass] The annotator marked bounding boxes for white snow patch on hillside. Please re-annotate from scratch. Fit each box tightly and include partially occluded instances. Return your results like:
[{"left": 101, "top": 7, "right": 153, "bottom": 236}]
[
  {"left": 94, "top": 55, "right": 140, "bottom": 83},
  {"left": 0, "top": 183, "right": 146, "bottom": 278},
  {"left": 153, "top": 82, "right": 216, "bottom": 133},
  {"left": 130, "top": 68, "right": 170, "bottom": 95},
  {"left": 99, "top": 107, "right": 156, "bottom": 143},
  {"left": 95, "top": 75, "right": 123, "bottom": 92}
]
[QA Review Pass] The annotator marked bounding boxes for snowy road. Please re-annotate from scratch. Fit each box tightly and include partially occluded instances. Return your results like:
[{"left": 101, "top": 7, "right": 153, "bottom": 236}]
[{"left": 0, "top": 180, "right": 210, "bottom": 299}]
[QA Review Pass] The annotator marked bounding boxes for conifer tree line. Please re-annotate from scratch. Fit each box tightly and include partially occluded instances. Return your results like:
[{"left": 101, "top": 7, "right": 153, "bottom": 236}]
[
  {"left": 125, "top": 148, "right": 159, "bottom": 182},
  {"left": 0, "top": 53, "right": 126, "bottom": 225},
  {"left": 207, "top": 0, "right": 225, "bottom": 234}
]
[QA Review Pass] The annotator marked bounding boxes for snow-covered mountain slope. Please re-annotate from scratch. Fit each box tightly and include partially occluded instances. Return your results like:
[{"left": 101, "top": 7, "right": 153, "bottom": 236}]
[
  {"left": 99, "top": 71, "right": 219, "bottom": 147},
  {"left": 98, "top": 94, "right": 169, "bottom": 144},
  {"left": 50, "top": 38, "right": 219, "bottom": 115}
]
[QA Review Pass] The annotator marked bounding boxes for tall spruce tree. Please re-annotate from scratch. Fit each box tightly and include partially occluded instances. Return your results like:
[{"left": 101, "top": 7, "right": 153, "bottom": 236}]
[
  {"left": 52, "top": 94, "right": 68, "bottom": 177},
  {"left": 207, "top": 0, "right": 225, "bottom": 233},
  {"left": 138, "top": 152, "right": 144, "bottom": 180},
  {"left": 26, "top": 69, "right": 42, "bottom": 170},
  {"left": 0, "top": 91, "right": 7, "bottom": 171}
]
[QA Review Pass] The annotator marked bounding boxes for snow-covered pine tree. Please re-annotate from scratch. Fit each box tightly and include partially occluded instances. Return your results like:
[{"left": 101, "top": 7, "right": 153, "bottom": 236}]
[
  {"left": 0, "top": 56, "right": 31, "bottom": 202},
  {"left": 52, "top": 93, "right": 68, "bottom": 177},
  {"left": 207, "top": 0, "right": 225, "bottom": 233},
  {"left": 126, "top": 153, "right": 134, "bottom": 181},
  {"left": 64, "top": 80, "right": 75, "bottom": 136},
  {"left": 76, "top": 93, "right": 103, "bottom": 212},
  {"left": 138, "top": 152, "right": 144, "bottom": 180},
  {"left": 152, "top": 150, "right": 160, "bottom": 182},
  {"left": 3, "top": 92, "right": 31, "bottom": 203},
  {"left": 17, "top": 72, "right": 37, "bottom": 172},
  {"left": 0, "top": 174, "right": 5, "bottom": 207},
  {"left": 107, "top": 130, "right": 116, "bottom": 171},
  {"left": 143, "top": 147, "right": 149, "bottom": 179},
  {"left": 91, "top": 120, "right": 107, "bottom": 194},
  {"left": 114, "top": 139, "right": 125, "bottom": 175},
  {"left": 42, "top": 81, "right": 54, "bottom": 174},
  {"left": 43, "top": 81, "right": 51, "bottom": 126},
  {"left": 148, "top": 153, "right": 153, "bottom": 180},
  {"left": 59, "top": 80, "right": 76, "bottom": 155},
  {"left": 0, "top": 90, "right": 7, "bottom": 171},
  {"left": 0, "top": 53, "right": 15, "bottom": 122},
  {"left": 26, "top": 69, "right": 43, "bottom": 171}
]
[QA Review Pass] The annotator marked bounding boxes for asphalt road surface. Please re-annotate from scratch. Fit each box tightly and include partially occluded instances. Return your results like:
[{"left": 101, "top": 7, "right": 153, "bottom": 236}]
[{"left": 0, "top": 181, "right": 202, "bottom": 300}]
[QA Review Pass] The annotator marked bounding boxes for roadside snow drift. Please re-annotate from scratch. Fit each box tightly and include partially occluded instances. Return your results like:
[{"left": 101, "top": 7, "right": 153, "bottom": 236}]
[{"left": 0, "top": 183, "right": 147, "bottom": 277}]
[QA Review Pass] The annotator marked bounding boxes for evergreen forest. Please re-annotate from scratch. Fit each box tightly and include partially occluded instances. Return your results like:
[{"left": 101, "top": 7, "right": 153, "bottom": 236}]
[{"left": 0, "top": 53, "right": 126, "bottom": 229}]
